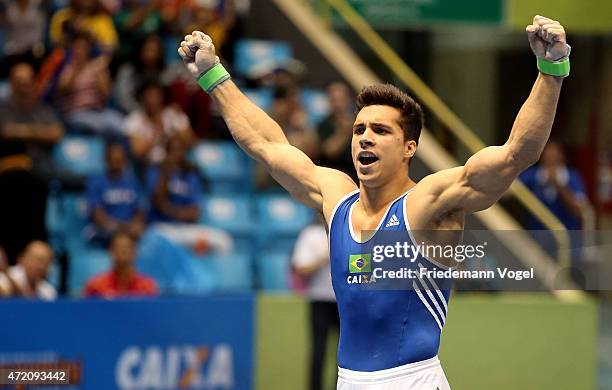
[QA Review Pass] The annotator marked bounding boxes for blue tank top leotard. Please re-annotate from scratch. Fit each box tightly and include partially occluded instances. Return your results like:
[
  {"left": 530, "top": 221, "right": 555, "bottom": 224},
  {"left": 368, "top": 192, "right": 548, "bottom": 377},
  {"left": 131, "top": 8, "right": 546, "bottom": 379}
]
[{"left": 329, "top": 189, "right": 452, "bottom": 372}]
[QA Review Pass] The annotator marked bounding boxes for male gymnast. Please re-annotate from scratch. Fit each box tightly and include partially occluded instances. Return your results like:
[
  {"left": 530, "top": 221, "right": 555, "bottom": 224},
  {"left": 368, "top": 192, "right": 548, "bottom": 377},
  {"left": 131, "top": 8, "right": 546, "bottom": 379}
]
[{"left": 178, "top": 15, "right": 570, "bottom": 389}]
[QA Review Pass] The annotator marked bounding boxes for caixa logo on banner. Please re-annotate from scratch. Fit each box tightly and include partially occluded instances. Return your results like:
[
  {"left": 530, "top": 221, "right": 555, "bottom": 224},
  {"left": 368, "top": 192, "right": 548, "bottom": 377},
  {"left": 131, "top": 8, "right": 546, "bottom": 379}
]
[{"left": 115, "top": 344, "right": 234, "bottom": 389}]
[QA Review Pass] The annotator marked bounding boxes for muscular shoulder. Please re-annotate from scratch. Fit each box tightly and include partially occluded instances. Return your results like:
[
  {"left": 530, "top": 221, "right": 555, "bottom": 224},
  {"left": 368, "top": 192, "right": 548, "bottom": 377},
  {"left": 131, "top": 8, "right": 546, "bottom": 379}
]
[
  {"left": 315, "top": 166, "right": 358, "bottom": 225},
  {"left": 405, "top": 168, "right": 466, "bottom": 230},
  {"left": 413, "top": 167, "right": 464, "bottom": 197}
]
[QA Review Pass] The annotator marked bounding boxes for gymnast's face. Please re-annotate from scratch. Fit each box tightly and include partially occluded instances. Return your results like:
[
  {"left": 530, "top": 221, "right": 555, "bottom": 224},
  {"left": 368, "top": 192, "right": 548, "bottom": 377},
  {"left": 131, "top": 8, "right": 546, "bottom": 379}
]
[{"left": 352, "top": 105, "right": 413, "bottom": 187}]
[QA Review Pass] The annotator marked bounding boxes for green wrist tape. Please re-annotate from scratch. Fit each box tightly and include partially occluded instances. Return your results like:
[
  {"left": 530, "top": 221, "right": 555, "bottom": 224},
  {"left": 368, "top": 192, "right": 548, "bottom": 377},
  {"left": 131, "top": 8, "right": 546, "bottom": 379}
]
[
  {"left": 197, "top": 63, "right": 231, "bottom": 93},
  {"left": 537, "top": 57, "right": 570, "bottom": 78}
]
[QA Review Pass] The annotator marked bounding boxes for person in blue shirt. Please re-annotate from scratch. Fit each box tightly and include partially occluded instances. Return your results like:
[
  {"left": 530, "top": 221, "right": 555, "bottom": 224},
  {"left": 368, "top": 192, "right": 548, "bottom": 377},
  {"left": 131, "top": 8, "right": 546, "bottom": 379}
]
[
  {"left": 147, "top": 136, "right": 203, "bottom": 223},
  {"left": 146, "top": 136, "right": 233, "bottom": 254},
  {"left": 520, "top": 140, "right": 590, "bottom": 230},
  {"left": 86, "top": 142, "right": 146, "bottom": 243}
]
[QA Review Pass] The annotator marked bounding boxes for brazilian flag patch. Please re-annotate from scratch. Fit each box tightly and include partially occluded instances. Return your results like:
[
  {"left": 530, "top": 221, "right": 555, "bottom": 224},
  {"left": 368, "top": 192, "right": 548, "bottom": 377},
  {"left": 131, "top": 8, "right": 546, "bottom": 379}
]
[{"left": 349, "top": 254, "right": 372, "bottom": 273}]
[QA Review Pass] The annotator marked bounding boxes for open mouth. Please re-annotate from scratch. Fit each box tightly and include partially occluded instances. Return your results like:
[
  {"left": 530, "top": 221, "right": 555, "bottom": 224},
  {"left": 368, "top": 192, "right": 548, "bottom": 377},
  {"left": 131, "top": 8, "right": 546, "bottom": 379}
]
[{"left": 357, "top": 151, "right": 379, "bottom": 166}]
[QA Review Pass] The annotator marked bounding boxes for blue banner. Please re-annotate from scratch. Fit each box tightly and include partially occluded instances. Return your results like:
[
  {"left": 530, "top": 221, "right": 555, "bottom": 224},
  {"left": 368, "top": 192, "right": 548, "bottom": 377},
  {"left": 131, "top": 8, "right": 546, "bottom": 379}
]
[{"left": 0, "top": 296, "right": 254, "bottom": 389}]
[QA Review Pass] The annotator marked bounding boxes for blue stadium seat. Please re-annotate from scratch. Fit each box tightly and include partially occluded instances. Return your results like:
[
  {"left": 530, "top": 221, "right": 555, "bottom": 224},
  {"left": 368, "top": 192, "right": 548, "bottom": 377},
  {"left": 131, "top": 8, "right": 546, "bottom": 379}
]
[
  {"left": 177, "top": 256, "right": 217, "bottom": 295},
  {"left": 48, "top": 262, "right": 61, "bottom": 291},
  {"left": 163, "top": 34, "right": 182, "bottom": 64},
  {"left": 256, "top": 251, "right": 291, "bottom": 292},
  {"left": 301, "top": 89, "right": 330, "bottom": 126},
  {"left": 137, "top": 230, "right": 220, "bottom": 295},
  {"left": 232, "top": 237, "right": 256, "bottom": 255},
  {"left": 234, "top": 39, "right": 293, "bottom": 78},
  {"left": 256, "top": 194, "right": 313, "bottom": 234},
  {"left": 53, "top": 136, "right": 105, "bottom": 176},
  {"left": 46, "top": 194, "right": 65, "bottom": 252},
  {"left": 191, "top": 141, "right": 251, "bottom": 194},
  {"left": 200, "top": 195, "right": 254, "bottom": 236},
  {"left": 0, "top": 79, "right": 9, "bottom": 103},
  {"left": 62, "top": 194, "right": 90, "bottom": 252},
  {"left": 68, "top": 248, "right": 111, "bottom": 296},
  {"left": 255, "top": 194, "right": 313, "bottom": 252},
  {"left": 207, "top": 253, "right": 253, "bottom": 292},
  {"left": 244, "top": 89, "right": 274, "bottom": 113}
]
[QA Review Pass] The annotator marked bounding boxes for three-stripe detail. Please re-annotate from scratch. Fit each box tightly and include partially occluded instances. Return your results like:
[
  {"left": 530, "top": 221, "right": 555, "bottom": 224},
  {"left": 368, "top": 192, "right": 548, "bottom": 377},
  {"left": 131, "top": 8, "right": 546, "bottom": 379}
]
[{"left": 412, "top": 263, "right": 448, "bottom": 330}]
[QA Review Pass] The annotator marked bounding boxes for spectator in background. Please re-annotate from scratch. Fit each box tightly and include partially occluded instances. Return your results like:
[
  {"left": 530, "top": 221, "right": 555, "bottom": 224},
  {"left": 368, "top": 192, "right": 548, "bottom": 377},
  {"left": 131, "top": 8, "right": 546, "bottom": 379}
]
[
  {"left": 0, "top": 247, "right": 11, "bottom": 296},
  {"left": 182, "top": 0, "right": 236, "bottom": 56},
  {"left": 123, "top": 80, "right": 194, "bottom": 168},
  {"left": 0, "top": 0, "right": 46, "bottom": 77},
  {"left": 316, "top": 82, "right": 356, "bottom": 181},
  {"left": 147, "top": 136, "right": 202, "bottom": 223},
  {"left": 270, "top": 85, "right": 319, "bottom": 159},
  {"left": 49, "top": 0, "right": 118, "bottom": 53},
  {"left": 0, "top": 241, "right": 56, "bottom": 300},
  {"left": 54, "top": 32, "right": 124, "bottom": 138},
  {"left": 157, "top": 0, "right": 190, "bottom": 32},
  {"left": 113, "top": 0, "right": 163, "bottom": 65},
  {"left": 98, "top": 0, "right": 121, "bottom": 14},
  {"left": 252, "top": 59, "right": 307, "bottom": 90},
  {"left": 0, "top": 63, "right": 84, "bottom": 190},
  {"left": 153, "top": 1, "right": 236, "bottom": 139},
  {"left": 0, "top": 104, "right": 48, "bottom": 264},
  {"left": 86, "top": 142, "right": 146, "bottom": 244},
  {"left": 520, "top": 140, "right": 592, "bottom": 230},
  {"left": 0, "top": 63, "right": 63, "bottom": 157},
  {"left": 83, "top": 232, "right": 158, "bottom": 298},
  {"left": 147, "top": 137, "right": 232, "bottom": 253},
  {"left": 114, "top": 34, "right": 167, "bottom": 113},
  {"left": 292, "top": 216, "right": 338, "bottom": 390}
]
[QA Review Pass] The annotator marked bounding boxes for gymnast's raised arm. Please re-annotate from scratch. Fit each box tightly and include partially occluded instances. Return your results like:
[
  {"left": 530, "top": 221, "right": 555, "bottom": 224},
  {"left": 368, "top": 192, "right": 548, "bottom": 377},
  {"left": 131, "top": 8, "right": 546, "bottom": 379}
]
[
  {"left": 407, "top": 16, "right": 570, "bottom": 228},
  {"left": 177, "top": 32, "right": 356, "bottom": 218}
]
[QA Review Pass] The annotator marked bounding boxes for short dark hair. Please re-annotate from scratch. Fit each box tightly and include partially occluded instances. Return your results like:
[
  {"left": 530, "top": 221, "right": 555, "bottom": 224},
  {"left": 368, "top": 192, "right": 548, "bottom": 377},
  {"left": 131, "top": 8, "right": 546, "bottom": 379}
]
[{"left": 356, "top": 84, "right": 424, "bottom": 144}]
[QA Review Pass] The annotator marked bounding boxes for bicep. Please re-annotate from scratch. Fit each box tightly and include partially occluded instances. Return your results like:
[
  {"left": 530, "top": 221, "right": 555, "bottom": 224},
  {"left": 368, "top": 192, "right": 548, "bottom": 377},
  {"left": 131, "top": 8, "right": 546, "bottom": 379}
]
[{"left": 425, "top": 145, "right": 523, "bottom": 216}]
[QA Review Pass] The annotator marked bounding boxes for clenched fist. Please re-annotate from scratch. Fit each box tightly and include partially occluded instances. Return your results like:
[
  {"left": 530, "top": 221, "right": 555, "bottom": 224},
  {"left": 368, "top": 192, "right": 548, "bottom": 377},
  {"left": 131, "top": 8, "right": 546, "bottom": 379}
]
[
  {"left": 526, "top": 15, "right": 570, "bottom": 61},
  {"left": 177, "top": 31, "right": 220, "bottom": 77}
]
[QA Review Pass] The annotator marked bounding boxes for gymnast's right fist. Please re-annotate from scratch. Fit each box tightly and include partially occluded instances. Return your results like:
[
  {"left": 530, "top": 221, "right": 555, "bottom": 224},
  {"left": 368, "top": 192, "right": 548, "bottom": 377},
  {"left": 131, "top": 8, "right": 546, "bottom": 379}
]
[{"left": 177, "top": 31, "right": 220, "bottom": 77}]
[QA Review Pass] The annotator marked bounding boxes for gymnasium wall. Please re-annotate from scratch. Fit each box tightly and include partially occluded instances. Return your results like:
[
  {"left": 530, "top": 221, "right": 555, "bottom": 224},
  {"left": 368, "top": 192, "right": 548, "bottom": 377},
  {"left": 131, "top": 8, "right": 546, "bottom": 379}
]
[{"left": 508, "top": 0, "right": 612, "bottom": 34}]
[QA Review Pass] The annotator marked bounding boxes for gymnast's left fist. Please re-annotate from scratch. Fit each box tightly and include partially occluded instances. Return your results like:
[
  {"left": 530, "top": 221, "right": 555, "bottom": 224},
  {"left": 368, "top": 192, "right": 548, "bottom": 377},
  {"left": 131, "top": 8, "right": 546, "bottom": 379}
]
[
  {"left": 177, "top": 31, "right": 220, "bottom": 77},
  {"left": 526, "top": 15, "right": 570, "bottom": 61}
]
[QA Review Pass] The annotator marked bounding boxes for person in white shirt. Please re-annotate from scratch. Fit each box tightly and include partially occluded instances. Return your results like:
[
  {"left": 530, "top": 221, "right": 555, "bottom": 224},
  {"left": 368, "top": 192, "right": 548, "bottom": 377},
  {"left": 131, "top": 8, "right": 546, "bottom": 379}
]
[
  {"left": 292, "top": 217, "right": 338, "bottom": 390},
  {"left": 0, "top": 240, "right": 57, "bottom": 300},
  {"left": 122, "top": 81, "right": 195, "bottom": 167}
]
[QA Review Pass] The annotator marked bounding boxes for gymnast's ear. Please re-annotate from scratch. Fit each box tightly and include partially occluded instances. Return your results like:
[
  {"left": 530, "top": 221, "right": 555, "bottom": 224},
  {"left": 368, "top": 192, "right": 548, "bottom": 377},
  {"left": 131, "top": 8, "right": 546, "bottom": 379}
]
[{"left": 403, "top": 139, "right": 417, "bottom": 160}]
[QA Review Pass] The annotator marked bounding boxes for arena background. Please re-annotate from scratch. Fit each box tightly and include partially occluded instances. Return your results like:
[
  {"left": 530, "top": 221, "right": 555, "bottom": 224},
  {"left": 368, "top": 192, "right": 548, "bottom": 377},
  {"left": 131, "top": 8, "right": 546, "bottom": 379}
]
[{"left": 0, "top": 0, "right": 611, "bottom": 389}]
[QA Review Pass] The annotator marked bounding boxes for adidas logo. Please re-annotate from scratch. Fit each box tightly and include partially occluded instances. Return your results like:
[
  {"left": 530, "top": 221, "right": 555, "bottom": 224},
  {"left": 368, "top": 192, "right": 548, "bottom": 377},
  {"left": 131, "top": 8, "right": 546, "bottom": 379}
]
[{"left": 385, "top": 214, "right": 400, "bottom": 228}]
